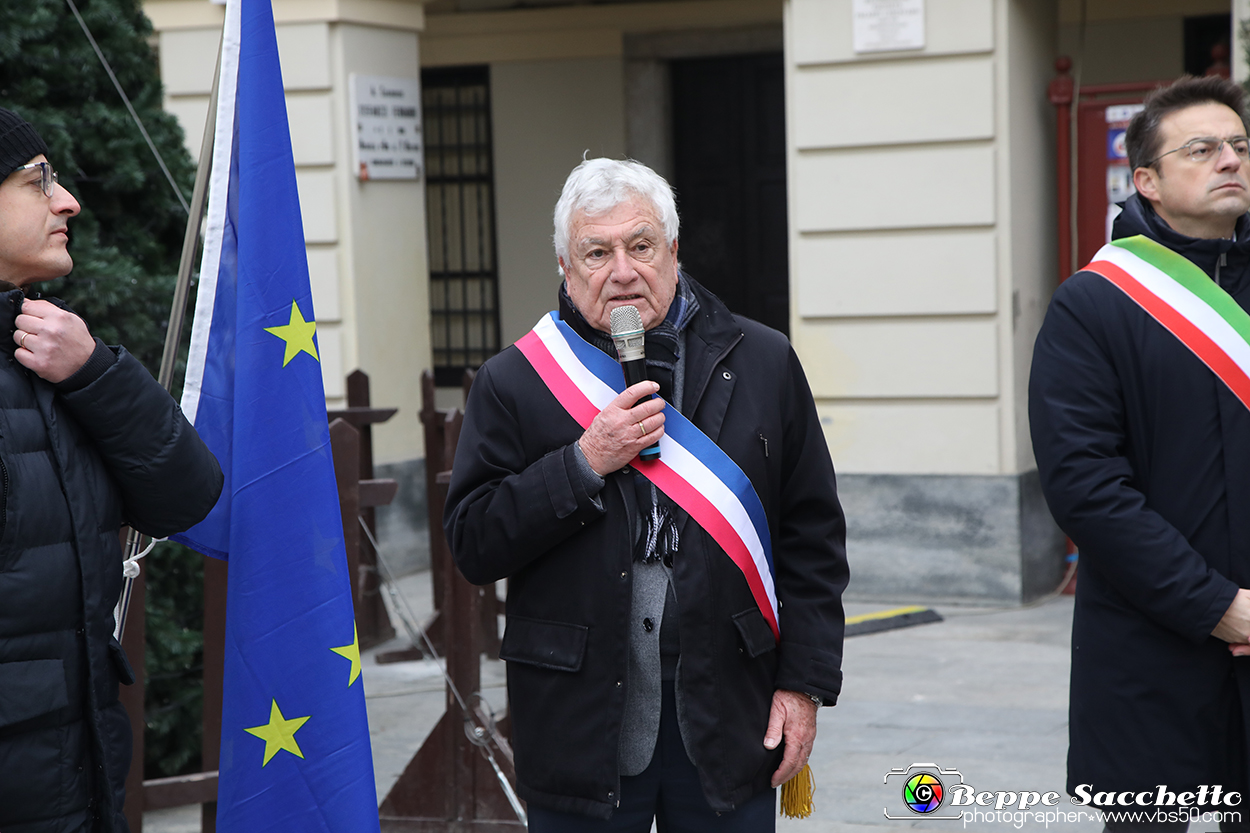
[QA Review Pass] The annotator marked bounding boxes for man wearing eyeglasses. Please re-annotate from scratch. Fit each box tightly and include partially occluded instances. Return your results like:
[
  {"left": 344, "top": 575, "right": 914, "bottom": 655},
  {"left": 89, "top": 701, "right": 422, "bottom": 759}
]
[
  {"left": 1031, "top": 76, "right": 1250, "bottom": 830},
  {"left": 0, "top": 108, "right": 223, "bottom": 832}
]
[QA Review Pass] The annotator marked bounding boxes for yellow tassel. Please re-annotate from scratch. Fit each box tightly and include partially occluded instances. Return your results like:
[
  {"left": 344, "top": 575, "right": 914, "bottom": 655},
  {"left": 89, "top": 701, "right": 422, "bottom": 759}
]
[{"left": 780, "top": 763, "right": 814, "bottom": 819}]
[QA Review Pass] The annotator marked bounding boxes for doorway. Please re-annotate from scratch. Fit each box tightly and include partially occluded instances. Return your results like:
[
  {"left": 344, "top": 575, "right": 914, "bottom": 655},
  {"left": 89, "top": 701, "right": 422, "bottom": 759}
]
[{"left": 670, "top": 52, "right": 789, "bottom": 337}]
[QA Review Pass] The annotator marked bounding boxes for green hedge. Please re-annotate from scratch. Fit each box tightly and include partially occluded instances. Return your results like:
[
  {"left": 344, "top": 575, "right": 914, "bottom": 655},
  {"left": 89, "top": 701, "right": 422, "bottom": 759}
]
[{"left": 142, "top": 542, "right": 205, "bottom": 777}]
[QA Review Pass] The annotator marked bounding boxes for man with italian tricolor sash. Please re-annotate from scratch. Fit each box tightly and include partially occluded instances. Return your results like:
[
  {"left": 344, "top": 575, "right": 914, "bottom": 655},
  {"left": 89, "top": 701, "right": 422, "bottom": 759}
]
[
  {"left": 1030, "top": 76, "right": 1250, "bottom": 829},
  {"left": 445, "top": 158, "right": 848, "bottom": 831}
]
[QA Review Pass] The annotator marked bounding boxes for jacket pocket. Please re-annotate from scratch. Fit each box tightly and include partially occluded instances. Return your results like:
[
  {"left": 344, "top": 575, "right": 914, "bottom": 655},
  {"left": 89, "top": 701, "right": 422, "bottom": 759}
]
[
  {"left": 109, "top": 637, "right": 136, "bottom": 685},
  {"left": 0, "top": 658, "right": 69, "bottom": 729},
  {"left": 499, "top": 615, "right": 588, "bottom": 672},
  {"left": 732, "top": 607, "right": 777, "bottom": 659}
]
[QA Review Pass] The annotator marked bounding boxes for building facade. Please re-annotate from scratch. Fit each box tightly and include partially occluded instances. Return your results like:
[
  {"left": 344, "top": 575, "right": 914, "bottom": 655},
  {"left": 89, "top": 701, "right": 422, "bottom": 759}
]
[{"left": 144, "top": 0, "right": 1242, "bottom": 600}]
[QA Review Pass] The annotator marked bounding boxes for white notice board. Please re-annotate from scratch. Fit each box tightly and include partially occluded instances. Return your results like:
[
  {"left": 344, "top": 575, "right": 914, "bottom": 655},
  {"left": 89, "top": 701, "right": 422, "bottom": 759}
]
[
  {"left": 350, "top": 74, "right": 422, "bottom": 181},
  {"left": 853, "top": 0, "right": 926, "bottom": 54}
]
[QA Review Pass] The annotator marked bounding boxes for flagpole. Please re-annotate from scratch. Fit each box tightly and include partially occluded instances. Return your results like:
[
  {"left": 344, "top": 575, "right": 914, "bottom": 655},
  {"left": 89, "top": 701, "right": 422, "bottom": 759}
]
[
  {"left": 160, "top": 39, "right": 223, "bottom": 391},
  {"left": 115, "top": 34, "right": 224, "bottom": 641}
]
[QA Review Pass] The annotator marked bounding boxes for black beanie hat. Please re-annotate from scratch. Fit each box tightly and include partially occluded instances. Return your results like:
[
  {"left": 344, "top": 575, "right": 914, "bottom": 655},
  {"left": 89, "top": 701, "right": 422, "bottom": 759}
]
[{"left": 0, "top": 108, "right": 48, "bottom": 183}]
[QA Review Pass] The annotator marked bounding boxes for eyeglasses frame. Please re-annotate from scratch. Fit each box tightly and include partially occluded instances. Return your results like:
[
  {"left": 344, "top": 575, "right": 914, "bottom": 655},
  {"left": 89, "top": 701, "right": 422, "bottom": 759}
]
[
  {"left": 12, "top": 161, "right": 59, "bottom": 198},
  {"left": 1145, "top": 135, "right": 1250, "bottom": 169}
]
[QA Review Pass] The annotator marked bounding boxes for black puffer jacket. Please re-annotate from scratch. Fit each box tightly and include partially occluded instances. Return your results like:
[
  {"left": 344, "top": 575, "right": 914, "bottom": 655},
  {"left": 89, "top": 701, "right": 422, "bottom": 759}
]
[
  {"left": 0, "top": 289, "right": 223, "bottom": 832},
  {"left": 446, "top": 279, "right": 847, "bottom": 818}
]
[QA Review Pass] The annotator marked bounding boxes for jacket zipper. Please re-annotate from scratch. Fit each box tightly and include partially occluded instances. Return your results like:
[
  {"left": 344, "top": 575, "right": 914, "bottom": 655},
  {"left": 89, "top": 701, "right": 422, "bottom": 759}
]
[
  {"left": 0, "top": 454, "right": 8, "bottom": 541},
  {"left": 1217, "top": 252, "right": 1227, "bottom": 288}
]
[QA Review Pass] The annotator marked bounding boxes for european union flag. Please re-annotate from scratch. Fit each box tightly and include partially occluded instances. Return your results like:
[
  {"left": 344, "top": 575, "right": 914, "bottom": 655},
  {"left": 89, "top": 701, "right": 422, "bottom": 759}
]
[{"left": 170, "top": 0, "right": 380, "bottom": 827}]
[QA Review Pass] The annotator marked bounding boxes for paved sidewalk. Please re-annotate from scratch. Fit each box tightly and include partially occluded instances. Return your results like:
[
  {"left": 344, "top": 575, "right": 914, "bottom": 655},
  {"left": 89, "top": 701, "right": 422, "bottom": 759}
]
[
  {"left": 799, "top": 597, "right": 1092, "bottom": 832},
  {"left": 144, "top": 574, "right": 1096, "bottom": 832}
]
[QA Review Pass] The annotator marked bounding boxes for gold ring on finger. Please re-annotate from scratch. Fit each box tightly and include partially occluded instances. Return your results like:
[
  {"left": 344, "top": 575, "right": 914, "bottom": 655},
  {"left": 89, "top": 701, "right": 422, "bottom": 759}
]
[
  {"left": 639, "top": 420, "right": 646, "bottom": 438},
  {"left": 18, "top": 331, "right": 28, "bottom": 350}
]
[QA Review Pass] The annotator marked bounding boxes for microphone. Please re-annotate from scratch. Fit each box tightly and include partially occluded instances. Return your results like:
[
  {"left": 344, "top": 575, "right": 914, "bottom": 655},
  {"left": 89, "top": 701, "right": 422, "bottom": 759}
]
[{"left": 610, "top": 305, "right": 661, "bottom": 461}]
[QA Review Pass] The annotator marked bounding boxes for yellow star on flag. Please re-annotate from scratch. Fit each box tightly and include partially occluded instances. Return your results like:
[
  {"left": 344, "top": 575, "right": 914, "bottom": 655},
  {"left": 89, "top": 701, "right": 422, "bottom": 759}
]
[
  {"left": 244, "top": 699, "right": 310, "bottom": 766},
  {"left": 264, "top": 300, "right": 319, "bottom": 366},
  {"left": 331, "top": 625, "right": 363, "bottom": 686}
]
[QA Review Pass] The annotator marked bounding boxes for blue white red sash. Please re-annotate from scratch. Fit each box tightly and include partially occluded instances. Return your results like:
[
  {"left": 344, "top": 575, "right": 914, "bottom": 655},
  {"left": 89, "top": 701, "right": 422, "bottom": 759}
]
[{"left": 515, "top": 312, "right": 779, "bottom": 640}]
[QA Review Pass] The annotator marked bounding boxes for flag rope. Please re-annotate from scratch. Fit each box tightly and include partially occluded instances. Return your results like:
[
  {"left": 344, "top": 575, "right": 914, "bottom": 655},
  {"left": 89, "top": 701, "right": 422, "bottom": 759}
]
[
  {"left": 62, "top": 0, "right": 191, "bottom": 214},
  {"left": 358, "top": 516, "right": 527, "bottom": 825}
]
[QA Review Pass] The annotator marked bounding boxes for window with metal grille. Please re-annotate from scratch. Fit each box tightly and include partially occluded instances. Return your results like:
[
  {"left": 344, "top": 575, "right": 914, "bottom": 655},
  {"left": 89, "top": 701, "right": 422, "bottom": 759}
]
[{"left": 422, "top": 66, "right": 500, "bottom": 387}]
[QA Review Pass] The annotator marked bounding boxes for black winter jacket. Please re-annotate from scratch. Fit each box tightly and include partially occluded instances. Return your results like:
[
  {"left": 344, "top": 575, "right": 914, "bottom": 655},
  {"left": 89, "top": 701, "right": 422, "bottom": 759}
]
[
  {"left": 1030, "top": 195, "right": 1250, "bottom": 795},
  {"left": 0, "top": 289, "right": 223, "bottom": 832},
  {"left": 445, "top": 280, "right": 847, "bottom": 818}
]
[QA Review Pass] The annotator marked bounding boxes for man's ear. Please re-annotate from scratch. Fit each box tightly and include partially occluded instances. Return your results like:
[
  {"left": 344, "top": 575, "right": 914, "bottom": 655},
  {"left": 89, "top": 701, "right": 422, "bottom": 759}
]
[
  {"left": 558, "top": 257, "right": 570, "bottom": 280},
  {"left": 1133, "top": 166, "right": 1161, "bottom": 204}
]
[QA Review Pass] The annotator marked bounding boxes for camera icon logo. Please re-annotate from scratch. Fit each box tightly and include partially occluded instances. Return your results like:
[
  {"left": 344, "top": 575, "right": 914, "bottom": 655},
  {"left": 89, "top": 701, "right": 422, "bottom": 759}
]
[{"left": 884, "top": 763, "right": 965, "bottom": 821}]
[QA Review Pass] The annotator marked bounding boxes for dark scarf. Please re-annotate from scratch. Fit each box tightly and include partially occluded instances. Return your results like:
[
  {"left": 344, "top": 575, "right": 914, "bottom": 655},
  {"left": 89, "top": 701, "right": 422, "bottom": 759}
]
[
  {"left": 559, "top": 277, "right": 699, "bottom": 564},
  {"left": 557, "top": 278, "right": 698, "bottom": 403}
]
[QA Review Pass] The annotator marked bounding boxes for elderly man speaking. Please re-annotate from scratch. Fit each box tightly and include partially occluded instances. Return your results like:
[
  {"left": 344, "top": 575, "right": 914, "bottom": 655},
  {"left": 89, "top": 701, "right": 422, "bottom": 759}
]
[{"left": 445, "top": 158, "right": 848, "bottom": 832}]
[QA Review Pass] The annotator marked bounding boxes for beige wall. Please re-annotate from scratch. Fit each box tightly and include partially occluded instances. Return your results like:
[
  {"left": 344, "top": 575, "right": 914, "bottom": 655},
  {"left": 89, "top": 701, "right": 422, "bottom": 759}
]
[
  {"left": 491, "top": 58, "right": 627, "bottom": 347},
  {"left": 420, "top": 0, "right": 782, "bottom": 65},
  {"left": 785, "top": 0, "right": 1058, "bottom": 476},
  {"left": 1005, "top": 0, "right": 1058, "bottom": 474},
  {"left": 335, "top": 23, "right": 431, "bottom": 466},
  {"left": 144, "top": 0, "right": 429, "bottom": 466},
  {"left": 1055, "top": 0, "right": 1230, "bottom": 85},
  {"left": 1057, "top": 17, "right": 1181, "bottom": 85}
]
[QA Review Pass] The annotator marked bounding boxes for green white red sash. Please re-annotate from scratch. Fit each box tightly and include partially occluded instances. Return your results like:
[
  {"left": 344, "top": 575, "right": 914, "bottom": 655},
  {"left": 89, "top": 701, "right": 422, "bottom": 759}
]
[
  {"left": 1084, "top": 235, "right": 1250, "bottom": 411},
  {"left": 515, "top": 312, "right": 780, "bottom": 640}
]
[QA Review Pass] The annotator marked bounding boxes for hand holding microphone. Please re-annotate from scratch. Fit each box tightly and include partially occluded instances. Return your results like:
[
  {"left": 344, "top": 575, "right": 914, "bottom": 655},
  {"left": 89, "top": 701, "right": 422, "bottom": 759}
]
[
  {"left": 576, "top": 305, "right": 666, "bottom": 475},
  {"left": 577, "top": 381, "right": 666, "bottom": 475},
  {"left": 610, "top": 305, "right": 662, "bottom": 462}
]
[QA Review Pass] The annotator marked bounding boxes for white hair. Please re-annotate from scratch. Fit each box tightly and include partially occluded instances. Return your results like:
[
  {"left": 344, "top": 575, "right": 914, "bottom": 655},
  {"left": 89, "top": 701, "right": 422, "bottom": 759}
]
[{"left": 553, "top": 157, "right": 679, "bottom": 273}]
